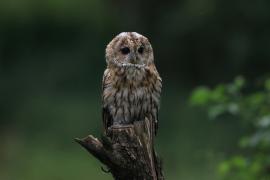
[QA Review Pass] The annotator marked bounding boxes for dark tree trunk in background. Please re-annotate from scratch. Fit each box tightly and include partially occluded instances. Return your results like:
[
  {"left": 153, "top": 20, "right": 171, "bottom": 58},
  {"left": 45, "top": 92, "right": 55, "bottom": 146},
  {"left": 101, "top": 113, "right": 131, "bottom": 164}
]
[{"left": 75, "top": 118, "right": 164, "bottom": 180}]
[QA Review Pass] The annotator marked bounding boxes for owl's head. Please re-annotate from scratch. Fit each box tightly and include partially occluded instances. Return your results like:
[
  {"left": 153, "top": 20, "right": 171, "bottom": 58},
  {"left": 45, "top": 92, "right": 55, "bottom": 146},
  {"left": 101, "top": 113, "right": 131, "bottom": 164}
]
[{"left": 105, "top": 32, "right": 154, "bottom": 68}]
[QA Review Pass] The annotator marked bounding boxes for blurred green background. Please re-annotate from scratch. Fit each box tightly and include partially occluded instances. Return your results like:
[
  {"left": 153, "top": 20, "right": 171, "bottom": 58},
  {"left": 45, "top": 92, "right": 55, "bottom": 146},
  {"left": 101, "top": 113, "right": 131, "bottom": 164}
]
[{"left": 1, "top": 0, "right": 270, "bottom": 179}]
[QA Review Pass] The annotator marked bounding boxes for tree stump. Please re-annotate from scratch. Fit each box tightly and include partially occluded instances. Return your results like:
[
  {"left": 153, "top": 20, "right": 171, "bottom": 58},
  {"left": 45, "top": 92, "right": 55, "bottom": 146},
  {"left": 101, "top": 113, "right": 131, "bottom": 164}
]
[{"left": 75, "top": 118, "right": 164, "bottom": 180}]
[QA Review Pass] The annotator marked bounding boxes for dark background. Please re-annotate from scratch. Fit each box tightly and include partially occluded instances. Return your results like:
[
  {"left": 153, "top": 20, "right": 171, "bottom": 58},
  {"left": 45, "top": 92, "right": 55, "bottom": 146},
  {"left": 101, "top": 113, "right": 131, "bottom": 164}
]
[{"left": 1, "top": 0, "right": 270, "bottom": 179}]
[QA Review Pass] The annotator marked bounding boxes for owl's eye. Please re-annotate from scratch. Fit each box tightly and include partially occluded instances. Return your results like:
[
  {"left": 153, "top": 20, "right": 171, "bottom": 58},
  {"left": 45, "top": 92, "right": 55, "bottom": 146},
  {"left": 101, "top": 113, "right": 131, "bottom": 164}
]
[
  {"left": 120, "top": 47, "right": 130, "bottom": 55},
  {"left": 138, "top": 46, "right": 144, "bottom": 54}
]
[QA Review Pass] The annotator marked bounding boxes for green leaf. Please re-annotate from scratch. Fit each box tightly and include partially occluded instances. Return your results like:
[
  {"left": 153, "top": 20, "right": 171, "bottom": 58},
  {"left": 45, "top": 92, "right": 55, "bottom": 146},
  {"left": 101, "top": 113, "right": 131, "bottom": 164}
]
[
  {"left": 239, "top": 137, "right": 250, "bottom": 148},
  {"left": 257, "top": 115, "right": 270, "bottom": 128},
  {"left": 265, "top": 79, "right": 270, "bottom": 91},
  {"left": 231, "top": 156, "right": 246, "bottom": 168},
  {"left": 208, "top": 104, "right": 227, "bottom": 119},
  {"left": 219, "top": 161, "right": 230, "bottom": 176},
  {"left": 234, "top": 76, "right": 245, "bottom": 89},
  {"left": 227, "top": 103, "right": 239, "bottom": 115},
  {"left": 246, "top": 93, "right": 265, "bottom": 106},
  {"left": 210, "top": 85, "right": 227, "bottom": 102},
  {"left": 190, "top": 86, "right": 211, "bottom": 105}
]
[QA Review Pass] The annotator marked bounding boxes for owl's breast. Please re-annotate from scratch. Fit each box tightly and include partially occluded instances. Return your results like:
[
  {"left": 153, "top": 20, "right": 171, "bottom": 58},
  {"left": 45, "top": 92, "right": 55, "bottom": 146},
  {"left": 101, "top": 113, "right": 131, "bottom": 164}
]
[{"left": 103, "top": 67, "right": 161, "bottom": 125}]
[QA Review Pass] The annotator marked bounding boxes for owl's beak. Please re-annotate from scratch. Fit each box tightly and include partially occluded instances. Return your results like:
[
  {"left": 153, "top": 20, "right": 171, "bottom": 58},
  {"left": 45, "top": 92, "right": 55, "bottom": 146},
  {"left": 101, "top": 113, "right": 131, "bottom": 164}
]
[{"left": 129, "top": 52, "right": 137, "bottom": 64}]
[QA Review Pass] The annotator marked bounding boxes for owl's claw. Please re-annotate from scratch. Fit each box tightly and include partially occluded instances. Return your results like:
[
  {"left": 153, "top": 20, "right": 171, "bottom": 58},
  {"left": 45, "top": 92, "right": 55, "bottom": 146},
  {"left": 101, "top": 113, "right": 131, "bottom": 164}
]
[
  {"left": 101, "top": 166, "right": 111, "bottom": 173},
  {"left": 109, "top": 124, "right": 133, "bottom": 130}
]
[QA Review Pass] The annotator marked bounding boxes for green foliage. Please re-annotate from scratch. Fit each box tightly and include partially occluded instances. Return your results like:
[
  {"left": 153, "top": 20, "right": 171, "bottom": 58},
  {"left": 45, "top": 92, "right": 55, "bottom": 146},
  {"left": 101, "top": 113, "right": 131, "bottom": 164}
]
[
  {"left": 1, "top": 0, "right": 270, "bottom": 179},
  {"left": 190, "top": 76, "right": 270, "bottom": 180}
]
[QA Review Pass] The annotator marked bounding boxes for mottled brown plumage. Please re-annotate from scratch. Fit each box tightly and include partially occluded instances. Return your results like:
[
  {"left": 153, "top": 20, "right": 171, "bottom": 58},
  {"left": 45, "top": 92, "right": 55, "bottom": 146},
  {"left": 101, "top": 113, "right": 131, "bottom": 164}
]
[{"left": 102, "top": 32, "right": 162, "bottom": 136}]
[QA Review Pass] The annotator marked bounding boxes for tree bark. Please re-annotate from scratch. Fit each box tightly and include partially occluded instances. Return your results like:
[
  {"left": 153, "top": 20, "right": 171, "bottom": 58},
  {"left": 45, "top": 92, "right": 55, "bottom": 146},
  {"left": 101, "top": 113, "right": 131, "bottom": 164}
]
[{"left": 75, "top": 117, "right": 164, "bottom": 180}]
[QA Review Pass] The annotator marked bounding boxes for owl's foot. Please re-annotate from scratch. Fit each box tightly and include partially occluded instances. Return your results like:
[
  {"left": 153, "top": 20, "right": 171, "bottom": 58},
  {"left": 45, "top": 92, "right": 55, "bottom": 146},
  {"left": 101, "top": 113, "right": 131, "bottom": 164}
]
[{"left": 109, "top": 124, "right": 133, "bottom": 130}]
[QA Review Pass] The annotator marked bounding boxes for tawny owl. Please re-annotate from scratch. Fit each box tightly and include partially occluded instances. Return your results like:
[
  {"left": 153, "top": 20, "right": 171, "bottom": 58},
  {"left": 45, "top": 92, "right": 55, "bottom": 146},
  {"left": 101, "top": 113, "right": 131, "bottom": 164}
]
[{"left": 102, "top": 32, "right": 162, "bottom": 136}]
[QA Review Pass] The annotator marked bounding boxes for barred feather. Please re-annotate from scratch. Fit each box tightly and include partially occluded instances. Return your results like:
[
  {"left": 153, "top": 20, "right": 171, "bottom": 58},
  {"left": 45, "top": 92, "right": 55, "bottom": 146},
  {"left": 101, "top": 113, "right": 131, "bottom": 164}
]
[{"left": 102, "top": 32, "right": 162, "bottom": 136}]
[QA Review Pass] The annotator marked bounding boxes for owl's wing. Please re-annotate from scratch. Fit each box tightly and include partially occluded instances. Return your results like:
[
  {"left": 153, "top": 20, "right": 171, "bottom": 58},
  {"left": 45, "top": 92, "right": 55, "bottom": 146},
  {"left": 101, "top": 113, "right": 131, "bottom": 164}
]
[
  {"left": 150, "top": 65, "right": 162, "bottom": 135},
  {"left": 102, "top": 106, "right": 112, "bottom": 134},
  {"left": 153, "top": 76, "right": 162, "bottom": 136},
  {"left": 102, "top": 69, "right": 113, "bottom": 134},
  {"left": 154, "top": 111, "right": 159, "bottom": 136}
]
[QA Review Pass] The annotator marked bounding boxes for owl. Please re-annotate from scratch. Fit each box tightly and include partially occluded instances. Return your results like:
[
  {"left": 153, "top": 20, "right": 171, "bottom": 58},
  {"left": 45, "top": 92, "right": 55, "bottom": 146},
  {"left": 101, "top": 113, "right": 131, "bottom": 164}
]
[{"left": 102, "top": 32, "right": 162, "bottom": 136}]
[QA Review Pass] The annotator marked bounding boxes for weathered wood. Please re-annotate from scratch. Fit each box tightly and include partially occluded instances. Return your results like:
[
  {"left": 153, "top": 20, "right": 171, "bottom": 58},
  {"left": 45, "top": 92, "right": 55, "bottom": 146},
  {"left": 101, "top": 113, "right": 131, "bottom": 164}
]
[{"left": 75, "top": 118, "right": 164, "bottom": 180}]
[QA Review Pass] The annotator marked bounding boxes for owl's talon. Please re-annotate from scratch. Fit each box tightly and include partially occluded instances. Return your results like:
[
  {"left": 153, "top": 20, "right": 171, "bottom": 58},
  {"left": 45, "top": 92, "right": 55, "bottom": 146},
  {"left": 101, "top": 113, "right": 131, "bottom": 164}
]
[
  {"left": 101, "top": 166, "right": 111, "bottom": 173},
  {"left": 109, "top": 124, "right": 133, "bottom": 130}
]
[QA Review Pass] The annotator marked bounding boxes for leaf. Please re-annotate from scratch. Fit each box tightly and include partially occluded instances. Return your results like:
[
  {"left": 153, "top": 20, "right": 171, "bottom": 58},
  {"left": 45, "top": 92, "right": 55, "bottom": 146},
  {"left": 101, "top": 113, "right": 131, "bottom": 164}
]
[
  {"left": 239, "top": 137, "right": 250, "bottom": 148},
  {"left": 219, "top": 161, "right": 230, "bottom": 176},
  {"left": 231, "top": 156, "right": 246, "bottom": 168},
  {"left": 227, "top": 103, "right": 239, "bottom": 115},
  {"left": 249, "top": 131, "right": 270, "bottom": 147},
  {"left": 265, "top": 79, "right": 270, "bottom": 91},
  {"left": 227, "top": 76, "right": 245, "bottom": 95},
  {"left": 211, "top": 85, "right": 227, "bottom": 102},
  {"left": 190, "top": 86, "right": 211, "bottom": 105},
  {"left": 257, "top": 115, "right": 270, "bottom": 128},
  {"left": 208, "top": 104, "right": 227, "bottom": 119},
  {"left": 234, "top": 76, "right": 245, "bottom": 89},
  {"left": 246, "top": 93, "right": 265, "bottom": 106}
]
